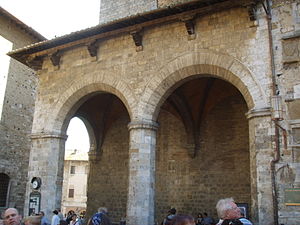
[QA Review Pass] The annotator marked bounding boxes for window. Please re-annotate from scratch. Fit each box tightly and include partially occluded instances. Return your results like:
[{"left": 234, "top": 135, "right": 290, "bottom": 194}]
[
  {"left": 0, "top": 173, "right": 10, "bottom": 207},
  {"left": 68, "top": 189, "right": 74, "bottom": 198},
  {"left": 70, "top": 166, "right": 75, "bottom": 174}
]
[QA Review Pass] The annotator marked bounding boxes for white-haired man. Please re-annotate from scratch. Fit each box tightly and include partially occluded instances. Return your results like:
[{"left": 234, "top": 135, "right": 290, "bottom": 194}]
[
  {"left": 216, "top": 198, "right": 252, "bottom": 225},
  {"left": 3, "top": 208, "right": 22, "bottom": 225}
]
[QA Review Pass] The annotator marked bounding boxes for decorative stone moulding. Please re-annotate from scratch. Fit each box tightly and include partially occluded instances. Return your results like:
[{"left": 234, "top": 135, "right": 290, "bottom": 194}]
[
  {"left": 25, "top": 55, "right": 43, "bottom": 70},
  {"left": 180, "top": 14, "right": 196, "bottom": 40},
  {"left": 282, "top": 32, "right": 300, "bottom": 64},
  {"left": 30, "top": 132, "right": 68, "bottom": 140},
  {"left": 88, "top": 151, "right": 101, "bottom": 162},
  {"left": 245, "top": 107, "right": 272, "bottom": 120},
  {"left": 50, "top": 50, "right": 61, "bottom": 67},
  {"left": 87, "top": 40, "right": 98, "bottom": 58},
  {"left": 130, "top": 29, "right": 143, "bottom": 52},
  {"left": 285, "top": 90, "right": 295, "bottom": 102},
  {"left": 128, "top": 120, "right": 159, "bottom": 131}
]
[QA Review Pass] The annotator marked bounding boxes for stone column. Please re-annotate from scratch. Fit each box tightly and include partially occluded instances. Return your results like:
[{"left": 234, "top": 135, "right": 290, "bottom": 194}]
[
  {"left": 246, "top": 108, "right": 274, "bottom": 225},
  {"left": 126, "top": 120, "right": 159, "bottom": 225},
  {"left": 24, "top": 132, "right": 67, "bottom": 219}
]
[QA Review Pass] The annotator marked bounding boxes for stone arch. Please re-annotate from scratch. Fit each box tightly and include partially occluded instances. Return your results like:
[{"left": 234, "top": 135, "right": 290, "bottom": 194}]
[
  {"left": 0, "top": 168, "right": 12, "bottom": 178},
  {"left": 43, "top": 76, "right": 136, "bottom": 134},
  {"left": 138, "top": 50, "right": 269, "bottom": 121}
]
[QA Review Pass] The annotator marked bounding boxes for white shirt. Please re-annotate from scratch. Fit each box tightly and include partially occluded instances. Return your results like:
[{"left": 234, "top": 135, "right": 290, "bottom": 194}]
[{"left": 51, "top": 215, "right": 60, "bottom": 225}]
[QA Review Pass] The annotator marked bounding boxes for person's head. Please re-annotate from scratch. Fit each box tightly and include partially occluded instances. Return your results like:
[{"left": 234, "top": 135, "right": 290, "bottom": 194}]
[
  {"left": 23, "top": 216, "right": 41, "bottom": 225},
  {"left": 203, "top": 213, "right": 208, "bottom": 217},
  {"left": 97, "top": 208, "right": 107, "bottom": 214},
  {"left": 216, "top": 198, "right": 241, "bottom": 220},
  {"left": 197, "top": 213, "right": 202, "bottom": 218},
  {"left": 3, "top": 208, "right": 22, "bottom": 225},
  {"left": 169, "top": 208, "right": 176, "bottom": 215},
  {"left": 71, "top": 214, "right": 77, "bottom": 221},
  {"left": 169, "top": 215, "right": 195, "bottom": 225},
  {"left": 221, "top": 219, "right": 243, "bottom": 225},
  {"left": 53, "top": 210, "right": 58, "bottom": 215}
]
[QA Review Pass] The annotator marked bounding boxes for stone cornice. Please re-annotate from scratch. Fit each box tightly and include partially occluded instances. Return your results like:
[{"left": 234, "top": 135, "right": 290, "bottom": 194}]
[
  {"left": 128, "top": 120, "right": 159, "bottom": 131},
  {"left": 30, "top": 132, "right": 68, "bottom": 140},
  {"left": 245, "top": 107, "right": 272, "bottom": 120}
]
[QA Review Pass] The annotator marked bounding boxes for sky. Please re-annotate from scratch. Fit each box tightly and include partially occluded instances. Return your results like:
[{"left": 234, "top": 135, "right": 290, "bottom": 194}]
[
  {"left": 0, "top": 0, "right": 100, "bottom": 39},
  {"left": 0, "top": 0, "right": 101, "bottom": 151}
]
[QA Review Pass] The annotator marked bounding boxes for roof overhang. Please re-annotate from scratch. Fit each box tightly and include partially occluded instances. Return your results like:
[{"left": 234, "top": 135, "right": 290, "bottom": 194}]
[
  {"left": 7, "top": 0, "right": 259, "bottom": 70},
  {"left": 0, "top": 7, "right": 46, "bottom": 42}
]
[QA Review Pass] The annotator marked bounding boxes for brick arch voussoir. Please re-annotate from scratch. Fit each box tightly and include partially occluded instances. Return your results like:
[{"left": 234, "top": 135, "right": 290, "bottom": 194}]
[
  {"left": 49, "top": 78, "right": 135, "bottom": 133},
  {"left": 138, "top": 51, "right": 267, "bottom": 121}
]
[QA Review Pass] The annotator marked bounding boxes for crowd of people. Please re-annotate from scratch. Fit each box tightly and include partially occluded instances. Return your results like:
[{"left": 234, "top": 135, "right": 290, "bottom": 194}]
[
  {"left": 160, "top": 198, "right": 252, "bottom": 225},
  {"left": 1, "top": 197, "right": 252, "bottom": 225}
]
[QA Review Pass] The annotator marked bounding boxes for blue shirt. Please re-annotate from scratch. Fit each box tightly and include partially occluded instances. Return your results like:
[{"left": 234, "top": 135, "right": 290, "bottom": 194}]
[
  {"left": 41, "top": 216, "right": 50, "bottom": 225},
  {"left": 239, "top": 218, "right": 253, "bottom": 225}
]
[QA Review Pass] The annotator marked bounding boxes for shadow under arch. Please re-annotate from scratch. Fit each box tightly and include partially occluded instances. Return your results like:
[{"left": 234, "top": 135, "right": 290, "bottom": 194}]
[
  {"left": 48, "top": 81, "right": 134, "bottom": 135},
  {"left": 138, "top": 50, "right": 269, "bottom": 121}
]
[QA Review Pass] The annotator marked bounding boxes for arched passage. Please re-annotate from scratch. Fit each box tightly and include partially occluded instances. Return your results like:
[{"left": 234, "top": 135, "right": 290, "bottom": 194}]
[
  {"left": 135, "top": 50, "right": 269, "bottom": 223},
  {"left": 155, "top": 77, "right": 250, "bottom": 221},
  {"left": 27, "top": 82, "right": 132, "bottom": 222},
  {"left": 61, "top": 92, "right": 131, "bottom": 221},
  {"left": 137, "top": 50, "right": 269, "bottom": 121},
  {"left": 30, "top": 75, "right": 136, "bottom": 136}
]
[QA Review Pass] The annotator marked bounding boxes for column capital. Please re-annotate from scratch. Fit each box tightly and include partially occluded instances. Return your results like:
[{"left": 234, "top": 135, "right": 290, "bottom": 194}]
[
  {"left": 128, "top": 120, "right": 159, "bottom": 131},
  {"left": 88, "top": 144, "right": 101, "bottom": 162},
  {"left": 30, "top": 132, "right": 68, "bottom": 140},
  {"left": 246, "top": 107, "right": 272, "bottom": 120}
]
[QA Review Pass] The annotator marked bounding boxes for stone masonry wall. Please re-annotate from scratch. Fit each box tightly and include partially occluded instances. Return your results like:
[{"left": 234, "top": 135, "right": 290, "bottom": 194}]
[
  {"left": 99, "top": 0, "right": 157, "bottom": 24},
  {"left": 155, "top": 92, "right": 250, "bottom": 222},
  {"left": 36, "top": 7, "right": 270, "bottom": 133},
  {"left": 0, "top": 13, "right": 39, "bottom": 215},
  {"left": 99, "top": 0, "right": 204, "bottom": 24},
  {"left": 32, "top": 5, "right": 278, "bottom": 225},
  {"left": 87, "top": 115, "right": 130, "bottom": 222},
  {"left": 86, "top": 89, "right": 249, "bottom": 223},
  {"left": 268, "top": 1, "right": 300, "bottom": 224}
]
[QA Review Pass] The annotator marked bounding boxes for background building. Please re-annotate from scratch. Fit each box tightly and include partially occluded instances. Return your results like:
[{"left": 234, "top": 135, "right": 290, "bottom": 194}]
[
  {"left": 61, "top": 149, "right": 89, "bottom": 216},
  {"left": 0, "top": 7, "right": 45, "bottom": 216}
]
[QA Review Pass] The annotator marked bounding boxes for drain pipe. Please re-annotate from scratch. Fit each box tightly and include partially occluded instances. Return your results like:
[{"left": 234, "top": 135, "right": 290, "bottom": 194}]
[{"left": 263, "top": 0, "right": 280, "bottom": 224}]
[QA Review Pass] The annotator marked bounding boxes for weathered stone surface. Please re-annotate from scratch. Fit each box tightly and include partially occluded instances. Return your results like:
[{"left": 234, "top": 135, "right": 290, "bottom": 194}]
[
  {"left": 4, "top": 1, "right": 300, "bottom": 225},
  {"left": 0, "top": 10, "right": 41, "bottom": 216},
  {"left": 29, "top": 5, "right": 276, "bottom": 225}
]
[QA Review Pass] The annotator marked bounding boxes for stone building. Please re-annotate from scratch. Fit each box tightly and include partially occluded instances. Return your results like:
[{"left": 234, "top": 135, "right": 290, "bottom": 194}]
[
  {"left": 7, "top": 0, "right": 300, "bottom": 225},
  {"left": 61, "top": 149, "right": 88, "bottom": 216},
  {"left": 0, "top": 7, "right": 45, "bottom": 215}
]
